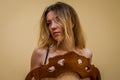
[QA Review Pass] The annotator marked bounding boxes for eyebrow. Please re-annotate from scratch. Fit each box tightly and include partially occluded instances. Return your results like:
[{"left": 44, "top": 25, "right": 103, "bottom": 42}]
[{"left": 46, "top": 16, "right": 58, "bottom": 21}]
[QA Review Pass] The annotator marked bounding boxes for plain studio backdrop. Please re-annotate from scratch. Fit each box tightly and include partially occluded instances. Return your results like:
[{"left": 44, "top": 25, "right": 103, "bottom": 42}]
[{"left": 0, "top": 0, "right": 120, "bottom": 80}]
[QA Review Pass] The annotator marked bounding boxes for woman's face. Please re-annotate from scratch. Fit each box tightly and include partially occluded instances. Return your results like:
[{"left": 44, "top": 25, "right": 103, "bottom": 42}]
[{"left": 46, "top": 11, "right": 63, "bottom": 42}]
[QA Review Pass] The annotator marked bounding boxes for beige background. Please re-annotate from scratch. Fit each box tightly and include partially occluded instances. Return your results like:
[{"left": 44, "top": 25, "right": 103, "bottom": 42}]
[{"left": 0, "top": 0, "right": 120, "bottom": 80}]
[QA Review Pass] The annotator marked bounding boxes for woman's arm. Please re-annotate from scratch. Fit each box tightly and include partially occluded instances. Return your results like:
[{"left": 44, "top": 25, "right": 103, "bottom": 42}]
[{"left": 30, "top": 48, "right": 43, "bottom": 80}]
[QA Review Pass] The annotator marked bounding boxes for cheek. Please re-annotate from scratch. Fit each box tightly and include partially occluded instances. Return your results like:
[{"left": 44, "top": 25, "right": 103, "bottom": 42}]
[
  {"left": 48, "top": 27, "right": 52, "bottom": 34},
  {"left": 58, "top": 24, "right": 63, "bottom": 31},
  {"left": 48, "top": 28, "right": 54, "bottom": 37}
]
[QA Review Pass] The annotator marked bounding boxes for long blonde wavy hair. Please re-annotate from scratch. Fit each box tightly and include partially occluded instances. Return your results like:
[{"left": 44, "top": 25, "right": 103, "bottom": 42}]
[{"left": 38, "top": 2, "right": 86, "bottom": 49}]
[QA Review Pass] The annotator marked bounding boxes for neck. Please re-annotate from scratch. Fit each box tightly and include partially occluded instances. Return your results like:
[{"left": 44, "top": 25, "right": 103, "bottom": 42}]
[{"left": 55, "top": 40, "right": 75, "bottom": 51}]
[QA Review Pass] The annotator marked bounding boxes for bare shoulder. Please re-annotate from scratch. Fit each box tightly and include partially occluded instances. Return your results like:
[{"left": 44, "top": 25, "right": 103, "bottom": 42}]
[
  {"left": 82, "top": 48, "right": 92, "bottom": 59},
  {"left": 32, "top": 47, "right": 45, "bottom": 56},
  {"left": 31, "top": 47, "right": 47, "bottom": 70}
]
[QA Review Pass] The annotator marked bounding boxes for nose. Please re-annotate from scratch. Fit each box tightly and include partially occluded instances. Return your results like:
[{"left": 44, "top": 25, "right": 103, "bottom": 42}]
[{"left": 50, "top": 21, "right": 57, "bottom": 29}]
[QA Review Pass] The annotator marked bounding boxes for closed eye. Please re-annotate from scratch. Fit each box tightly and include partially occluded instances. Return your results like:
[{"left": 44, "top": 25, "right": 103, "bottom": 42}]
[
  {"left": 55, "top": 16, "right": 60, "bottom": 22},
  {"left": 46, "top": 21, "right": 51, "bottom": 27}
]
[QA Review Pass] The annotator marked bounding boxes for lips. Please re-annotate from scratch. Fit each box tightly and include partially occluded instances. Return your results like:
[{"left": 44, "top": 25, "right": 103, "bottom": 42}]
[{"left": 53, "top": 32, "right": 60, "bottom": 37}]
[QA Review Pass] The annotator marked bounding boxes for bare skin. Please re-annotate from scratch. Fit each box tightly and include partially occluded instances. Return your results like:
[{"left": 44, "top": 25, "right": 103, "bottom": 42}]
[
  {"left": 31, "top": 46, "right": 92, "bottom": 70},
  {"left": 31, "top": 47, "right": 92, "bottom": 80}
]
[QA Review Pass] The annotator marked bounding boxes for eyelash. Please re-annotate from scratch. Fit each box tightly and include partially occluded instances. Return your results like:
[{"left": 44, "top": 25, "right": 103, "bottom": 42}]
[
  {"left": 46, "top": 17, "right": 60, "bottom": 27},
  {"left": 46, "top": 22, "right": 51, "bottom": 27},
  {"left": 56, "top": 17, "right": 60, "bottom": 22}
]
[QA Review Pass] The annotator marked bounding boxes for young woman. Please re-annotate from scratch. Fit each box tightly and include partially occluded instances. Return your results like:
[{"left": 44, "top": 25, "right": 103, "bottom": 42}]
[{"left": 31, "top": 2, "right": 92, "bottom": 80}]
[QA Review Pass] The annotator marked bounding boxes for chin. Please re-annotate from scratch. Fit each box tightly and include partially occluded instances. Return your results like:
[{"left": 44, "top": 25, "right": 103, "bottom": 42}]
[{"left": 54, "top": 36, "right": 63, "bottom": 42}]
